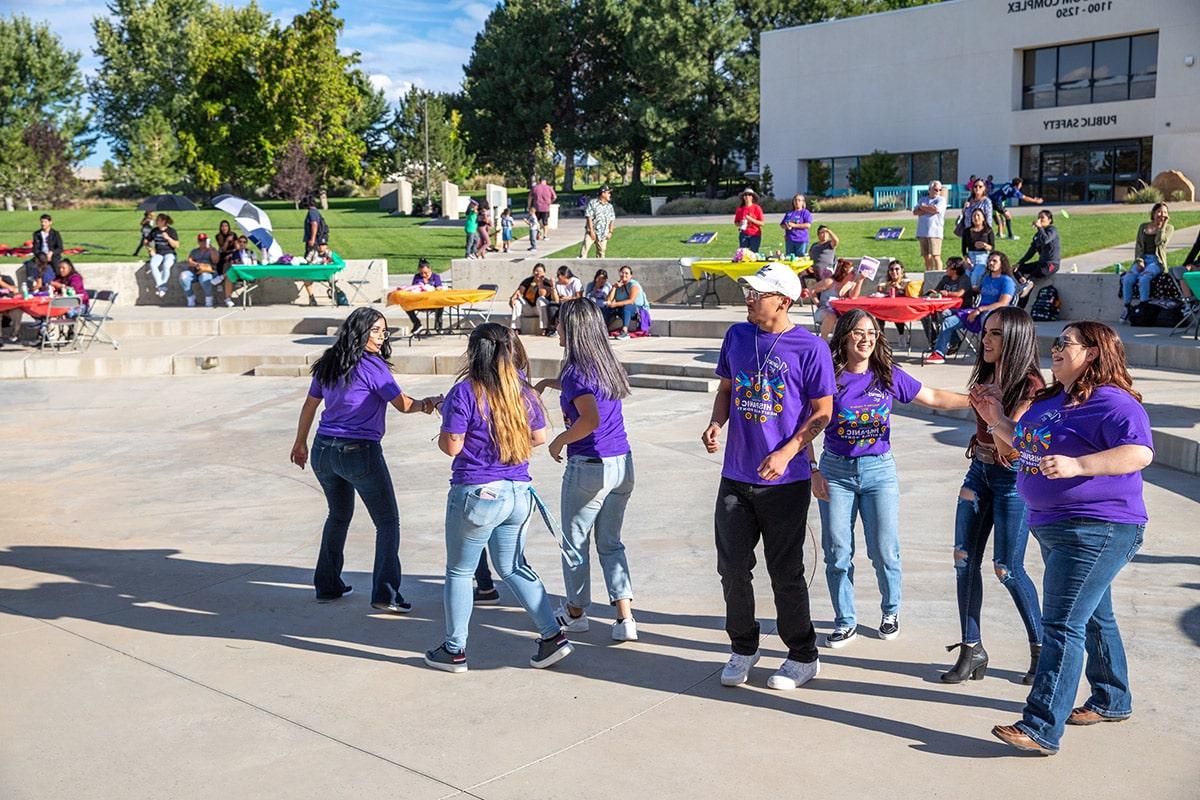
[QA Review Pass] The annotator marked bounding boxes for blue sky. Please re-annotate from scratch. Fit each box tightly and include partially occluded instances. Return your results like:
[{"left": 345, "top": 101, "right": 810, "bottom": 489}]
[{"left": 0, "top": 0, "right": 493, "bottom": 164}]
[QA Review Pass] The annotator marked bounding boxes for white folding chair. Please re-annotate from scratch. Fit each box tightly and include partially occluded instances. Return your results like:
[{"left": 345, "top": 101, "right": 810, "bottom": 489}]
[
  {"left": 39, "top": 296, "right": 82, "bottom": 351},
  {"left": 343, "top": 260, "right": 377, "bottom": 305},
  {"left": 459, "top": 284, "right": 499, "bottom": 331}
]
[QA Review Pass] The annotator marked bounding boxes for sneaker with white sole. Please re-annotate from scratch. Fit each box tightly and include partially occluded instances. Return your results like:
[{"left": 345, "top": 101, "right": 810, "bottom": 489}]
[
  {"left": 611, "top": 617, "right": 638, "bottom": 641},
  {"left": 923, "top": 352, "right": 945, "bottom": 365},
  {"left": 767, "top": 658, "right": 820, "bottom": 690},
  {"left": 555, "top": 603, "right": 589, "bottom": 632},
  {"left": 370, "top": 597, "right": 412, "bottom": 614},
  {"left": 720, "top": 651, "right": 760, "bottom": 686},
  {"left": 424, "top": 643, "right": 468, "bottom": 673},
  {"left": 530, "top": 631, "right": 573, "bottom": 668},
  {"left": 879, "top": 614, "right": 900, "bottom": 640},
  {"left": 825, "top": 626, "right": 857, "bottom": 648}
]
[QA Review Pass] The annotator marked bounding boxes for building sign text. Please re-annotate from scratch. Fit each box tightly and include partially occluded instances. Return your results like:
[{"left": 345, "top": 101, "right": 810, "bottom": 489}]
[{"left": 1043, "top": 114, "right": 1117, "bottom": 130}]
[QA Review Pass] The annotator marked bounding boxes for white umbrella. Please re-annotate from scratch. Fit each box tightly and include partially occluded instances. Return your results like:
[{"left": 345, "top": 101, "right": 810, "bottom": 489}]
[{"left": 211, "top": 194, "right": 284, "bottom": 263}]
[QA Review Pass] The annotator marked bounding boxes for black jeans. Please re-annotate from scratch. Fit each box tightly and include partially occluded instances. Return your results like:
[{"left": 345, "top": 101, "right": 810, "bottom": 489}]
[
  {"left": 475, "top": 550, "right": 495, "bottom": 591},
  {"left": 311, "top": 435, "right": 403, "bottom": 604},
  {"left": 715, "top": 477, "right": 818, "bottom": 662}
]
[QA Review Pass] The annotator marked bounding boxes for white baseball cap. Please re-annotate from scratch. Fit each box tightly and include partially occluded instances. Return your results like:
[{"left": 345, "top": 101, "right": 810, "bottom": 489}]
[{"left": 741, "top": 263, "right": 804, "bottom": 302}]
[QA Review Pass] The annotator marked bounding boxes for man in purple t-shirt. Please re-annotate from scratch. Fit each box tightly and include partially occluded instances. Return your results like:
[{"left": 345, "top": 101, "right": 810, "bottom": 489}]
[
  {"left": 701, "top": 263, "right": 835, "bottom": 691},
  {"left": 528, "top": 178, "right": 557, "bottom": 240}
]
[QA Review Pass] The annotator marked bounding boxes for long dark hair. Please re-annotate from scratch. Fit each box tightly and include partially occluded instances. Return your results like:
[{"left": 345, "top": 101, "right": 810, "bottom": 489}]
[
  {"left": 457, "top": 323, "right": 533, "bottom": 465},
  {"left": 1037, "top": 321, "right": 1141, "bottom": 404},
  {"left": 829, "top": 309, "right": 893, "bottom": 392},
  {"left": 968, "top": 306, "right": 1040, "bottom": 416},
  {"left": 560, "top": 299, "right": 630, "bottom": 400},
  {"left": 310, "top": 307, "right": 391, "bottom": 388}
]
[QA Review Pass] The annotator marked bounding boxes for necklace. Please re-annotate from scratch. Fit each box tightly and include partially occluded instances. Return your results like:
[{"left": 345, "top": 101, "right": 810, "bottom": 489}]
[{"left": 754, "top": 323, "right": 794, "bottom": 386}]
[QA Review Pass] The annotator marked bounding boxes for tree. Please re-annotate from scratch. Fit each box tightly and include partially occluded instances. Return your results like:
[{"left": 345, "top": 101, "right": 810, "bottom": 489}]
[
  {"left": 806, "top": 159, "right": 830, "bottom": 197},
  {"left": 848, "top": 150, "right": 902, "bottom": 195},
  {"left": 269, "top": 139, "right": 316, "bottom": 207},
  {"left": 348, "top": 71, "right": 391, "bottom": 185},
  {"left": 23, "top": 122, "right": 77, "bottom": 207},
  {"left": 389, "top": 88, "right": 474, "bottom": 189},
  {"left": 0, "top": 15, "right": 91, "bottom": 158},
  {"left": 0, "top": 126, "right": 40, "bottom": 211},
  {"left": 103, "top": 108, "right": 181, "bottom": 195}
]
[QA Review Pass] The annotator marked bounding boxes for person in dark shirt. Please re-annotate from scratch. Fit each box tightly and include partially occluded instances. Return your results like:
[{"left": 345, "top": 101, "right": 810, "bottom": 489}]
[
  {"left": 32, "top": 214, "right": 64, "bottom": 268},
  {"left": 921, "top": 257, "right": 974, "bottom": 348},
  {"left": 302, "top": 196, "right": 329, "bottom": 306},
  {"left": 1015, "top": 210, "right": 1061, "bottom": 307}
]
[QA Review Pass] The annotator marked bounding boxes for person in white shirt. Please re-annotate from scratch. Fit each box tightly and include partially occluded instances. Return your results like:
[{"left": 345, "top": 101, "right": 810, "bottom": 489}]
[{"left": 913, "top": 180, "right": 947, "bottom": 272}]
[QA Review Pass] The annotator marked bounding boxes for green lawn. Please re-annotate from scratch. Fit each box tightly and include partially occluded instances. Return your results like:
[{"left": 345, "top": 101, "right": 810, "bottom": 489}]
[{"left": 547, "top": 211, "right": 1200, "bottom": 270}]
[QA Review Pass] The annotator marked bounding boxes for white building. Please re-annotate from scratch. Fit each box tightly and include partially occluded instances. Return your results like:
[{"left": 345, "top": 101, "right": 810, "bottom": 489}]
[{"left": 760, "top": 0, "right": 1200, "bottom": 203}]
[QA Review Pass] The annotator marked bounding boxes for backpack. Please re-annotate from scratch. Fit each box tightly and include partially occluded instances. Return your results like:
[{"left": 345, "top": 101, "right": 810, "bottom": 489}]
[
  {"left": 316, "top": 214, "right": 330, "bottom": 245},
  {"left": 1129, "top": 298, "right": 1184, "bottom": 327},
  {"left": 1029, "top": 285, "right": 1061, "bottom": 321},
  {"left": 1150, "top": 270, "right": 1182, "bottom": 301}
]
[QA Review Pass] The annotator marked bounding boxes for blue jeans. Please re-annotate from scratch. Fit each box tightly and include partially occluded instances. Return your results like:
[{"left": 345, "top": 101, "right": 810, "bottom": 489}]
[
  {"left": 442, "top": 480, "right": 560, "bottom": 652},
  {"left": 606, "top": 304, "right": 638, "bottom": 331},
  {"left": 817, "top": 452, "right": 901, "bottom": 628},
  {"left": 310, "top": 435, "right": 403, "bottom": 605},
  {"left": 954, "top": 459, "right": 1042, "bottom": 645},
  {"left": 1016, "top": 518, "right": 1143, "bottom": 752},
  {"left": 465, "top": 231, "right": 479, "bottom": 257},
  {"left": 738, "top": 232, "right": 761, "bottom": 252},
  {"left": 560, "top": 453, "right": 635, "bottom": 608},
  {"left": 1121, "top": 255, "right": 1161, "bottom": 303},
  {"left": 785, "top": 240, "right": 810, "bottom": 257},
  {"left": 933, "top": 311, "right": 969, "bottom": 356},
  {"left": 179, "top": 269, "right": 214, "bottom": 302},
  {"left": 967, "top": 251, "right": 988, "bottom": 287},
  {"left": 148, "top": 252, "right": 176, "bottom": 290}
]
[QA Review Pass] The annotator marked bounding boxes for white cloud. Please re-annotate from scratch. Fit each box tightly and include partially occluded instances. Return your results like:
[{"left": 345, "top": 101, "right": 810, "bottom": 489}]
[{"left": 368, "top": 73, "right": 415, "bottom": 102}]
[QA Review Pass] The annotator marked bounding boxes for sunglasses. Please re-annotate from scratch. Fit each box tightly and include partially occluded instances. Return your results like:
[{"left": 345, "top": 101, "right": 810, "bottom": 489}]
[
  {"left": 1050, "top": 336, "right": 1084, "bottom": 352},
  {"left": 743, "top": 289, "right": 782, "bottom": 302}
]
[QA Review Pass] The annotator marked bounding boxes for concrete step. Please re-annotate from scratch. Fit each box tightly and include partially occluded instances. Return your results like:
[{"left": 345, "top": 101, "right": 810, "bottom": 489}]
[{"left": 628, "top": 374, "right": 719, "bottom": 393}]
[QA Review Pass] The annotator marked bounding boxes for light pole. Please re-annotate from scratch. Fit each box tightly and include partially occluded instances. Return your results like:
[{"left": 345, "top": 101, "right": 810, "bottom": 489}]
[{"left": 422, "top": 93, "right": 433, "bottom": 216}]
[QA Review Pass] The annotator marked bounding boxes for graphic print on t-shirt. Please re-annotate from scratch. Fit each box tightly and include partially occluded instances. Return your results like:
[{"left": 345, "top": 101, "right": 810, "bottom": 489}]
[
  {"left": 835, "top": 393, "right": 891, "bottom": 450},
  {"left": 733, "top": 355, "right": 789, "bottom": 424},
  {"left": 1013, "top": 408, "right": 1060, "bottom": 474}
]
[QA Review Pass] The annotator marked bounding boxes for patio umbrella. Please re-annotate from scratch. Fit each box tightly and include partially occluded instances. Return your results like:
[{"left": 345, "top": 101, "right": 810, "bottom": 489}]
[
  {"left": 138, "top": 194, "right": 199, "bottom": 212},
  {"left": 210, "top": 194, "right": 284, "bottom": 263}
]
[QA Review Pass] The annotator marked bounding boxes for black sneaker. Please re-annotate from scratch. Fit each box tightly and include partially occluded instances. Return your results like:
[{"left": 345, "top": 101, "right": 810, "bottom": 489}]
[
  {"left": 824, "top": 626, "right": 857, "bottom": 648},
  {"left": 316, "top": 585, "right": 353, "bottom": 603},
  {"left": 530, "top": 631, "right": 574, "bottom": 669},
  {"left": 371, "top": 597, "right": 412, "bottom": 614},
  {"left": 425, "top": 644, "right": 468, "bottom": 673},
  {"left": 473, "top": 587, "right": 500, "bottom": 605},
  {"left": 879, "top": 614, "right": 900, "bottom": 640}
]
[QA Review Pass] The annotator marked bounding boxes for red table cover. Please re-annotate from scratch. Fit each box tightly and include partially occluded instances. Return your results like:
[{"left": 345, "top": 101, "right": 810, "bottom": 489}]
[{"left": 829, "top": 296, "right": 962, "bottom": 324}]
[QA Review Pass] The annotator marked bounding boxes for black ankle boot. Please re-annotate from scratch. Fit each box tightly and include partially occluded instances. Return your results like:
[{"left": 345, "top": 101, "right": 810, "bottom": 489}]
[
  {"left": 1023, "top": 643, "right": 1041, "bottom": 685},
  {"left": 941, "top": 642, "right": 988, "bottom": 683}
]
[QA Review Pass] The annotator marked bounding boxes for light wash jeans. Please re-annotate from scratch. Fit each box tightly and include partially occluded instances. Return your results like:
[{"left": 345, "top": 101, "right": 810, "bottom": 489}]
[
  {"left": 560, "top": 453, "right": 635, "bottom": 609},
  {"left": 442, "top": 480, "right": 560, "bottom": 652},
  {"left": 1121, "top": 255, "right": 1161, "bottom": 303},
  {"left": 180, "top": 269, "right": 214, "bottom": 305},
  {"left": 785, "top": 240, "right": 810, "bottom": 257},
  {"left": 1016, "top": 517, "right": 1143, "bottom": 752},
  {"left": 149, "top": 252, "right": 176, "bottom": 291},
  {"left": 967, "top": 250, "right": 989, "bottom": 288},
  {"left": 817, "top": 452, "right": 901, "bottom": 629}
]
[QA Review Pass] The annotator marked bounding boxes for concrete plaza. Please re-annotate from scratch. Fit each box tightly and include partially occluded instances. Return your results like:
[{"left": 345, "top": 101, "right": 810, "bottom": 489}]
[{"left": 2, "top": 329, "right": 1198, "bottom": 797}]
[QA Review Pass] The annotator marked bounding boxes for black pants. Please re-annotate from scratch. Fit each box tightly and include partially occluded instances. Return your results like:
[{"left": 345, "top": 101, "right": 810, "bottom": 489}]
[
  {"left": 715, "top": 477, "right": 818, "bottom": 662},
  {"left": 407, "top": 308, "right": 444, "bottom": 330}
]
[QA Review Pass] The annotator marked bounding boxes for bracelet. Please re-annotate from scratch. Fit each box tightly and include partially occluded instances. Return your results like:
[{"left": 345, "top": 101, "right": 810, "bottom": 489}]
[{"left": 708, "top": 419, "right": 724, "bottom": 428}]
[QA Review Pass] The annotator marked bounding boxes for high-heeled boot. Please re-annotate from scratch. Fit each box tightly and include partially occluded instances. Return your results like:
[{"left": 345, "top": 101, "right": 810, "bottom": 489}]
[
  {"left": 940, "top": 642, "right": 988, "bottom": 683},
  {"left": 1022, "top": 643, "right": 1042, "bottom": 685}
]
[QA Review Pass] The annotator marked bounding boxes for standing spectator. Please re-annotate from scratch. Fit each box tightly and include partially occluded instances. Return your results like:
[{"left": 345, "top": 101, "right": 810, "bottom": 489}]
[
  {"left": 500, "top": 207, "right": 514, "bottom": 253},
  {"left": 733, "top": 188, "right": 765, "bottom": 253},
  {"left": 1015, "top": 210, "right": 1061, "bottom": 307},
  {"left": 32, "top": 214, "right": 63, "bottom": 268},
  {"left": 181, "top": 234, "right": 219, "bottom": 308},
  {"left": 525, "top": 206, "right": 540, "bottom": 252},
  {"left": 1121, "top": 203, "right": 1173, "bottom": 321},
  {"left": 581, "top": 186, "right": 616, "bottom": 258},
  {"left": 302, "top": 196, "right": 329, "bottom": 306},
  {"left": 405, "top": 258, "right": 444, "bottom": 334},
  {"left": 529, "top": 177, "right": 557, "bottom": 240},
  {"left": 214, "top": 219, "right": 237, "bottom": 271},
  {"left": 780, "top": 194, "right": 813, "bottom": 257},
  {"left": 146, "top": 213, "right": 180, "bottom": 299},
  {"left": 990, "top": 177, "right": 1044, "bottom": 240},
  {"left": 134, "top": 210, "right": 155, "bottom": 256},
  {"left": 508, "top": 263, "right": 554, "bottom": 335},
  {"left": 961, "top": 179, "right": 993, "bottom": 242},
  {"left": 464, "top": 200, "right": 480, "bottom": 258},
  {"left": 961, "top": 208, "right": 996, "bottom": 288},
  {"left": 985, "top": 174, "right": 995, "bottom": 194},
  {"left": 476, "top": 201, "right": 493, "bottom": 258},
  {"left": 914, "top": 180, "right": 947, "bottom": 272},
  {"left": 701, "top": 263, "right": 835, "bottom": 691}
]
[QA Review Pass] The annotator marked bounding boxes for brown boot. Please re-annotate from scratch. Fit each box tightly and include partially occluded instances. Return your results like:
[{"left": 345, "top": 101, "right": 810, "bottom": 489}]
[
  {"left": 991, "top": 724, "right": 1057, "bottom": 755},
  {"left": 1067, "top": 706, "right": 1129, "bottom": 726}
]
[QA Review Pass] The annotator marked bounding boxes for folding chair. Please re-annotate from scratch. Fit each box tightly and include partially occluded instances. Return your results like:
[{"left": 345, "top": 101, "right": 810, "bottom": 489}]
[
  {"left": 39, "top": 296, "right": 82, "bottom": 351},
  {"left": 677, "top": 258, "right": 718, "bottom": 307},
  {"left": 343, "top": 260, "right": 377, "bottom": 305},
  {"left": 458, "top": 284, "right": 499, "bottom": 331},
  {"left": 1166, "top": 267, "right": 1199, "bottom": 338},
  {"left": 75, "top": 290, "right": 120, "bottom": 351}
]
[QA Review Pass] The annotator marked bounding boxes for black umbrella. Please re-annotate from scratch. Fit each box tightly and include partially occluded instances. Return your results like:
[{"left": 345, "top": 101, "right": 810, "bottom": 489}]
[{"left": 138, "top": 194, "right": 199, "bottom": 212}]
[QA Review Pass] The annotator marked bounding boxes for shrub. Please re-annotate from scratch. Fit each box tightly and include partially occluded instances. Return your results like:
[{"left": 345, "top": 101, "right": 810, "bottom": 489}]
[
  {"left": 1124, "top": 180, "right": 1163, "bottom": 204},
  {"left": 656, "top": 194, "right": 793, "bottom": 216},
  {"left": 810, "top": 194, "right": 875, "bottom": 213},
  {"left": 611, "top": 184, "right": 650, "bottom": 215},
  {"left": 461, "top": 173, "right": 511, "bottom": 191},
  {"left": 807, "top": 160, "right": 831, "bottom": 198},
  {"left": 1169, "top": 189, "right": 1188, "bottom": 202},
  {"left": 848, "top": 150, "right": 902, "bottom": 195}
]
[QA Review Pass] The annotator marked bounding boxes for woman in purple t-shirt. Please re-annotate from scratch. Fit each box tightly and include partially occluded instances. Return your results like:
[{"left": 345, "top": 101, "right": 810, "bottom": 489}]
[
  {"left": 974, "top": 322, "right": 1153, "bottom": 756},
  {"left": 290, "top": 308, "right": 439, "bottom": 612},
  {"left": 534, "top": 299, "right": 638, "bottom": 642},
  {"left": 779, "top": 194, "right": 813, "bottom": 258},
  {"left": 425, "top": 323, "right": 573, "bottom": 673},
  {"left": 812, "top": 309, "right": 969, "bottom": 648}
]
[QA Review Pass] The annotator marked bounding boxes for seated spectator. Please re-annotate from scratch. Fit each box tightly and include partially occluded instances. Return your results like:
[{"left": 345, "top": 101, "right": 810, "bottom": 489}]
[
  {"left": 1015, "top": 210, "right": 1060, "bottom": 307},
  {"left": 508, "top": 262, "right": 554, "bottom": 335},
  {"left": 0, "top": 275, "right": 17, "bottom": 297},
  {"left": 23, "top": 252, "right": 55, "bottom": 294},
  {"left": 230, "top": 236, "right": 256, "bottom": 266},
  {"left": 146, "top": 213, "right": 180, "bottom": 298},
  {"left": 51, "top": 258, "right": 88, "bottom": 308},
  {"left": 922, "top": 257, "right": 974, "bottom": 347},
  {"left": 802, "top": 225, "right": 839, "bottom": 285},
  {"left": 873, "top": 259, "right": 912, "bottom": 338},
  {"left": 926, "top": 252, "right": 1017, "bottom": 364},
  {"left": 586, "top": 269, "right": 610, "bottom": 308},
  {"left": 406, "top": 258, "right": 444, "bottom": 334},
  {"left": 181, "top": 234, "right": 220, "bottom": 308},
  {"left": 548, "top": 266, "right": 583, "bottom": 331},
  {"left": 604, "top": 264, "right": 650, "bottom": 339},
  {"left": 0, "top": 275, "right": 20, "bottom": 343},
  {"left": 810, "top": 258, "right": 865, "bottom": 339}
]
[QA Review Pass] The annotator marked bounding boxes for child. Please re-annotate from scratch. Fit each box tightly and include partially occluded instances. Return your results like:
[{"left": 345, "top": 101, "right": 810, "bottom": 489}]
[
  {"left": 526, "top": 208, "right": 539, "bottom": 252},
  {"left": 464, "top": 201, "right": 480, "bottom": 259},
  {"left": 500, "top": 208, "right": 514, "bottom": 253}
]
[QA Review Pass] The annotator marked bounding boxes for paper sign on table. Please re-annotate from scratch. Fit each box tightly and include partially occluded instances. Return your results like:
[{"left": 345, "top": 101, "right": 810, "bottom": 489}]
[{"left": 857, "top": 256, "right": 881, "bottom": 281}]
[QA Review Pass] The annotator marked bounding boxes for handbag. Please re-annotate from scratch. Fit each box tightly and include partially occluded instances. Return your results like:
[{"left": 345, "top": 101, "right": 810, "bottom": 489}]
[{"left": 953, "top": 212, "right": 965, "bottom": 238}]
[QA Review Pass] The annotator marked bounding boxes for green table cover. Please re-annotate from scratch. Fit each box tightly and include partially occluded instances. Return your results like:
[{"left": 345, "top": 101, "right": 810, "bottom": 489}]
[{"left": 226, "top": 252, "right": 346, "bottom": 283}]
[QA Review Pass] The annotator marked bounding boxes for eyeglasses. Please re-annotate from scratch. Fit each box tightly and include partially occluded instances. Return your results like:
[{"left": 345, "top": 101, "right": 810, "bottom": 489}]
[
  {"left": 1050, "top": 336, "right": 1084, "bottom": 352},
  {"left": 849, "top": 329, "right": 880, "bottom": 341},
  {"left": 743, "top": 289, "right": 782, "bottom": 302},
  {"left": 369, "top": 327, "right": 390, "bottom": 339}
]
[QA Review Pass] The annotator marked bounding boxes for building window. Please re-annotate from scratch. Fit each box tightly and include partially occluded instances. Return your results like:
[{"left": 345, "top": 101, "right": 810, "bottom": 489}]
[
  {"left": 805, "top": 151, "right": 958, "bottom": 195},
  {"left": 1019, "top": 137, "right": 1152, "bottom": 204},
  {"left": 1021, "top": 33, "right": 1157, "bottom": 110}
]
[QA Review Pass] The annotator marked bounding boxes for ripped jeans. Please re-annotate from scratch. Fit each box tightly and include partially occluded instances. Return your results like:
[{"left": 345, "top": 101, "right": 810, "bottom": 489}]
[{"left": 954, "top": 459, "right": 1042, "bottom": 645}]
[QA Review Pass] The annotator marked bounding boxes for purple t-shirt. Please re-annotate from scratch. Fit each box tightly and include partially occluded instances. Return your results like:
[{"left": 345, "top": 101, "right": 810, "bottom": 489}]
[
  {"left": 717, "top": 323, "right": 836, "bottom": 485},
  {"left": 441, "top": 380, "right": 547, "bottom": 485},
  {"left": 559, "top": 368, "right": 630, "bottom": 459},
  {"left": 308, "top": 354, "right": 401, "bottom": 441},
  {"left": 411, "top": 272, "right": 443, "bottom": 287},
  {"left": 782, "top": 209, "right": 813, "bottom": 244},
  {"left": 824, "top": 366, "right": 921, "bottom": 457},
  {"left": 1014, "top": 386, "right": 1153, "bottom": 527}
]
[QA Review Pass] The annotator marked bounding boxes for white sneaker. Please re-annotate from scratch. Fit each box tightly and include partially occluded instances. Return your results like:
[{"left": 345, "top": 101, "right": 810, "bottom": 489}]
[
  {"left": 720, "top": 651, "right": 760, "bottom": 686},
  {"left": 767, "top": 658, "right": 820, "bottom": 690},
  {"left": 224, "top": 298, "right": 235, "bottom": 307},
  {"left": 555, "top": 603, "right": 589, "bottom": 632},
  {"left": 611, "top": 617, "right": 638, "bottom": 641}
]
